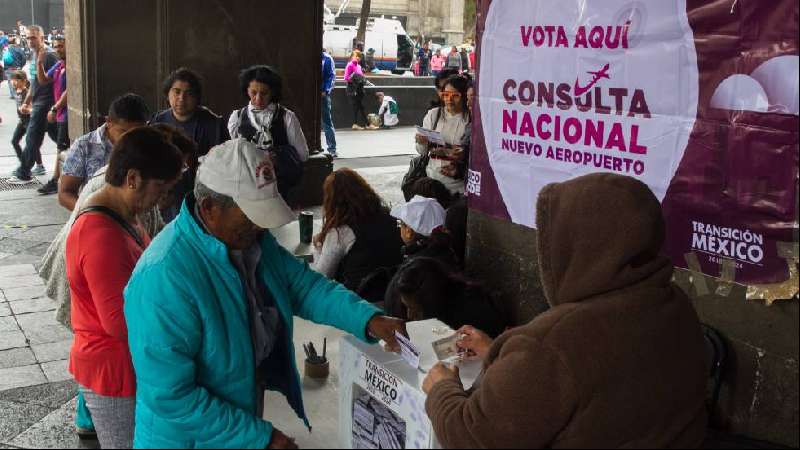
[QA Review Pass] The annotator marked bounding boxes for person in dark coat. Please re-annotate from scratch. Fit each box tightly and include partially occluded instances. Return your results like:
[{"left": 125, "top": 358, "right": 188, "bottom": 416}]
[
  {"left": 392, "top": 257, "right": 507, "bottom": 337},
  {"left": 384, "top": 196, "right": 460, "bottom": 317},
  {"left": 423, "top": 173, "right": 709, "bottom": 449}
]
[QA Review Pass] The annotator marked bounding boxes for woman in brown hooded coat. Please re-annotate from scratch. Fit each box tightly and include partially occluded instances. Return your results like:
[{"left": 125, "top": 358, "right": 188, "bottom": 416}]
[{"left": 422, "top": 173, "right": 708, "bottom": 448}]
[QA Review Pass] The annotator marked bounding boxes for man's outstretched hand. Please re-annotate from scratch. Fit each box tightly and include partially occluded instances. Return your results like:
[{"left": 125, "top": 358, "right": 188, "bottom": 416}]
[{"left": 367, "top": 316, "right": 408, "bottom": 353}]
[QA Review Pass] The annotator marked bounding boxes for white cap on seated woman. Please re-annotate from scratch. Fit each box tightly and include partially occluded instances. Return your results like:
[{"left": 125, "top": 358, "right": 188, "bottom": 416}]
[{"left": 391, "top": 195, "right": 446, "bottom": 244}]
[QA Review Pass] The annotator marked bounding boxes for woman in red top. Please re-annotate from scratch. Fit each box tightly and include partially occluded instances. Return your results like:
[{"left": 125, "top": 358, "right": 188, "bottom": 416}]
[{"left": 66, "top": 127, "right": 183, "bottom": 449}]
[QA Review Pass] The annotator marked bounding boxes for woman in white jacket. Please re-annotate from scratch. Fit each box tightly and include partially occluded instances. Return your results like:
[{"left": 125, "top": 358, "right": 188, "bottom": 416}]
[{"left": 415, "top": 75, "right": 471, "bottom": 195}]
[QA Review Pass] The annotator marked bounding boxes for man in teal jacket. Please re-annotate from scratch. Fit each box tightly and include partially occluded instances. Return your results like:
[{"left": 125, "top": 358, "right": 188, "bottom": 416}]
[{"left": 124, "top": 139, "right": 405, "bottom": 449}]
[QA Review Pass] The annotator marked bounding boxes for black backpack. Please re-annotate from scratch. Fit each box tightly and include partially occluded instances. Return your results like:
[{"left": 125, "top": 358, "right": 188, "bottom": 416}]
[{"left": 347, "top": 73, "right": 366, "bottom": 97}]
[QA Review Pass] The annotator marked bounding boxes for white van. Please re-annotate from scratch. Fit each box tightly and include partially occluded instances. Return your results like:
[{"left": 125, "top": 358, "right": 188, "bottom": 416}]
[{"left": 324, "top": 17, "right": 415, "bottom": 73}]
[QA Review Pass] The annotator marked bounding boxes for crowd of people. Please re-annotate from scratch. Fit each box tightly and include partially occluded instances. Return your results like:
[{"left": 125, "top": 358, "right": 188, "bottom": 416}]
[
  {"left": 416, "top": 44, "right": 474, "bottom": 77},
  {"left": 2, "top": 23, "right": 710, "bottom": 449},
  {"left": 1, "top": 24, "right": 68, "bottom": 193},
  {"left": 321, "top": 46, "right": 473, "bottom": 162},
  {"left": 33, "top": 68, "right": 407, "bottom": 447}
]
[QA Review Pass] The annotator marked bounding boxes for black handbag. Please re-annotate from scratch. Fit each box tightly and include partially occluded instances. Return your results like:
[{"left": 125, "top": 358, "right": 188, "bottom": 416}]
[
  {"left": 401, "top": 154, "right": 431, "bottom": 202},
  {"left": 402, "top": 108, "right": 446, "bottom": 200},
  {"left": 269, "top": 144, "right": 304, "bottom": 198},
  {"left": 347, "top": 73, "right": 366, "bottom": 97}
]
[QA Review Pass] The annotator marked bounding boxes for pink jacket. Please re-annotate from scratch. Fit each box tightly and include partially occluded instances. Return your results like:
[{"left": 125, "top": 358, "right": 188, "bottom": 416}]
[
  {"left": 431, "top": 54, "right": 445, "bottom": 72},
  {"left": 344, "top": 60, "right": 364, "bottom": 83}
]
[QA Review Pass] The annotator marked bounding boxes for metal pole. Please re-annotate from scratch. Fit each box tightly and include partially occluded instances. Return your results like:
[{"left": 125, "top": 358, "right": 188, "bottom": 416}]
[{"left": 30, "top": 0, "right": 35, "bottom": 25}]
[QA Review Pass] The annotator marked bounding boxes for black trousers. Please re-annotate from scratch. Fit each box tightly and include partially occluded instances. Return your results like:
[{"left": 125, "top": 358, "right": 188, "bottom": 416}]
[
  {"left": 11, "top": 117, "right": 30, "bottom": 162},
  {"left": 350, "top": 94, "right": 367, "bottom": 127}
]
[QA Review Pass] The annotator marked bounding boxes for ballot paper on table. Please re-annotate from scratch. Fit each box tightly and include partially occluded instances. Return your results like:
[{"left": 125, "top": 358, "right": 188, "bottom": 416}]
[
  {"left": 415, "top": 126, "right": 446, "bottom": 146},
  {"left": 395, "top": 331, "right": 421, "bottom": 369},
  {"left": 339, "top": 319, "right": 485, "bottom": 449}
]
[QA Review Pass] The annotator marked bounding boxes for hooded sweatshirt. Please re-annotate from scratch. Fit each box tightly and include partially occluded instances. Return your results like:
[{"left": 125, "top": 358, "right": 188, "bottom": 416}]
[{"left": 425, "top": 173, "right": 708, "bottom": 449}]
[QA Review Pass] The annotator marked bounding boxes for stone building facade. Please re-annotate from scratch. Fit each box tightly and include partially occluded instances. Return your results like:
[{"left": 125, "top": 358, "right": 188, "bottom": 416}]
[
  {"left": 330, "top": 0, "right": 466, "bottom": 45},
  {"left": 0, "top": 0, "right": 64, "bottom": 33}
]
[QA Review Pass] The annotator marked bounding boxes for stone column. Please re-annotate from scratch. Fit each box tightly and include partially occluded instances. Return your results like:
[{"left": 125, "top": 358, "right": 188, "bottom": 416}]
[{"left": 443, "top": 0, "right": 465, "bottom": 44}]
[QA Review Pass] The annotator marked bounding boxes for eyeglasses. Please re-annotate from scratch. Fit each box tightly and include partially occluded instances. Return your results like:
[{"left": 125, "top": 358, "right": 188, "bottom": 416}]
[{"left": 440, "top": 92, "right": 463, "bottom": 100}]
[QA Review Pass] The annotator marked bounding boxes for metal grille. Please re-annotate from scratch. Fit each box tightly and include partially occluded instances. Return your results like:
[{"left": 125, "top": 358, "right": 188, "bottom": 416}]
[{"left": 0, "top": 178, "right": 45, "bottom": 191}]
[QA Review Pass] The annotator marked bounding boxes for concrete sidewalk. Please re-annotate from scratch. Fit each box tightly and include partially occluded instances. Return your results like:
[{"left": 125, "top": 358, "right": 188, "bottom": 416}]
[{"left": 321, "top": 127, "right": 417, "bottom": 160}]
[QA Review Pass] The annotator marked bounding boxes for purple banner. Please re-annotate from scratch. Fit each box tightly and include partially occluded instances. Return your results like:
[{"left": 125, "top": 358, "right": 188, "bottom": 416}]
[{"left": 469, "top": 0, "right": 799, "bottom": 285}]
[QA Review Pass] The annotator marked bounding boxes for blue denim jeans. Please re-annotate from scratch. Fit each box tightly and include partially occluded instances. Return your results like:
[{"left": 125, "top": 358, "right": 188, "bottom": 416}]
[
  {"left": 18, "top": 102, "right": 57, "bottom": 179},
  {"left": 321, "top": 93, "right": 337, "bottom": 153}
]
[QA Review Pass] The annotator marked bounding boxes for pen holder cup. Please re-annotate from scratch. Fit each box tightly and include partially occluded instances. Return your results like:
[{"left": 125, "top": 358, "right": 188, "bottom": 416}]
[{"left": 305, "top": 358, "right": 330, "bottom": 380}]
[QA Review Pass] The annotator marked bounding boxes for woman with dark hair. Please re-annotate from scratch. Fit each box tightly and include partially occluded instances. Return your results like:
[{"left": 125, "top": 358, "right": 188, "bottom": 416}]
[
  {"left": 406, "top": 176, "right": 453, "bottom": 207},
  {"left": 415, "top": 74, "right": 471, "bottom": 195},
  {"left": 429, "top": 68, "right": 460, "bottom": 111},
  {"left": 392, "top": 257, "right": 507, "bottom": 338},
  {"left": 312, "top": 168, "right": 403, "bottom": 299},
  {"left": 228, "top": 65, "right": 309, "bottom": 197},
  {"left": 65, "top": 127, "right": 183, "bottom": 449}
]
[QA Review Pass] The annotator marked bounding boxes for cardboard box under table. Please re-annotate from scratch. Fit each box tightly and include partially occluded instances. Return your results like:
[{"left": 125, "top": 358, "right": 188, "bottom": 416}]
[{"left": 338, "top": 320, "right": 481, "bottom": 449}]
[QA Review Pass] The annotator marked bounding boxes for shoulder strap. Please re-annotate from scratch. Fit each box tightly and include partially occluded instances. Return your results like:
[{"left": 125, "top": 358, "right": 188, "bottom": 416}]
[
  {"left": 269, "top": 105, "right": 290, "bottom": 147},
  {"left": 271, "top": 104, "right": 286, "bottom": 126},
  {"left": 76, "top": 206, "right": 145, "bottom": 249},
  {"left": 433, "top": 107, "right": 443, "bottom": 130},
  {"left": 234, "top": 106, "right": 247, "bottom": 137}
]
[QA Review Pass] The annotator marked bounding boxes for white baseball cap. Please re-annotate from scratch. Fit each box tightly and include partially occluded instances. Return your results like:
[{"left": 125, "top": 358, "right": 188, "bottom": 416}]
[
  {"left": 197, "top": 139, "right": 296, "bottom": 229},
  {"left": 391, "top": 195, "right": 446, "bottom": 237}
]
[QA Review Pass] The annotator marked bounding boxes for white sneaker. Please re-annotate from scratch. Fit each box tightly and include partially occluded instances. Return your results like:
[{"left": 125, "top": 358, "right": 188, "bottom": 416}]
[
  {"left": 32, "top": 164, "right": 47, "bottom": 176},
  {"left": 7, "top": 176, "right": 35, "bottom": 185}
]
